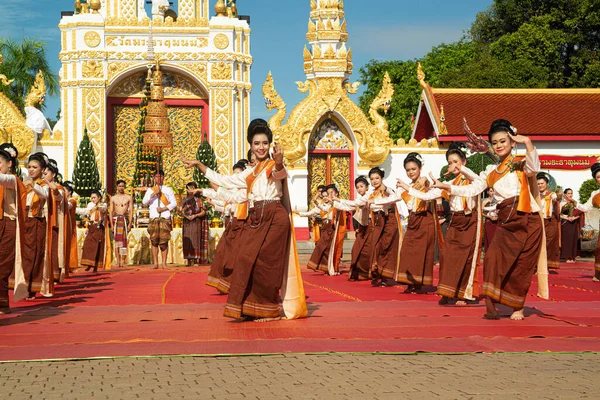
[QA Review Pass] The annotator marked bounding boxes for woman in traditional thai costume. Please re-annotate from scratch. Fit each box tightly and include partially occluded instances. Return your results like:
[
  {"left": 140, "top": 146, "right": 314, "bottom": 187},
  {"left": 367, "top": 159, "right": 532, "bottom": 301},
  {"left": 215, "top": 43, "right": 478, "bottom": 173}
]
[
  {"left": 43, "top": 159, "right": 68, "bottom": 283},
  {"left": 576, "top": 163, "right": 600, "bottom": 281},
  {"left": 0, "top": 143, "right": 27, "bottom": 313},
  {"left": 183, "top": 119, "right": 307, "bottom": 322},
  {"left": 380, "top": 153, "right": 436, "bottom": 293},
  {"left": 366, "top": 167, "right": 403, "bottom": 286},
  {"left": 560, "top": 188, "right": 582, "bottom": 263},
  {"left": 201, "top": 162, "right": 248, "bottom": 293},
  {"left": 333, "top": 176, "right": 372, "bottom": 281},
  {"left": 308, "top": 185, "right": 327, "bottom": 243},
  {"left": 13, "top": 153, "right": 51, "bottom": 300},
  {"left": 432, "top": 120, "right": 546, "bottom": 320},
  {"left": 482, "top": 187, "right": 498, "bottom": 252},
  {"left": 179, "top": 182, "right": 208, "bottom": 266},
  {"left": 62, "top": 181, "right": 79, "bottom": 274},
  {"left": 537, "top": 173, "right": 560, "bottom": 270},
  {"left": 77, "top": 190, "right": 109, "bottom": 273},
  {"left": 407, "top": 145, "right": 484, "bottom": 304}
]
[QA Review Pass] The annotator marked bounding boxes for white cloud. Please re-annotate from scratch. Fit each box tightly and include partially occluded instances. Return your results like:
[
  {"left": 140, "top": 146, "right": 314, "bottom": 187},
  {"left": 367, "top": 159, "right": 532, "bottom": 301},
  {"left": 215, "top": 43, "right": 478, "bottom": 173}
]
[{"left": 350, "top": 23, "right": 469, "bottom": 60}]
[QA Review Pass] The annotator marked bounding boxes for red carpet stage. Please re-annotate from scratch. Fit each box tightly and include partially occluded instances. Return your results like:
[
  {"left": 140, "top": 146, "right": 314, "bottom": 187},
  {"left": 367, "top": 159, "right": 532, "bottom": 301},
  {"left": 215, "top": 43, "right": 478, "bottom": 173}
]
[{"left": 1, "top": 262, "right": 599, "bottom": 361}]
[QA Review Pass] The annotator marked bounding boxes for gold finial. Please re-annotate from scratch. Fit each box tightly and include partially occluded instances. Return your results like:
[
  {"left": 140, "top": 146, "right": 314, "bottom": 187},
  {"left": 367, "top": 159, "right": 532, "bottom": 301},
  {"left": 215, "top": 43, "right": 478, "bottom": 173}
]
[
  {"left": 439, "top": 104, "right": 448, "bottom": 134},
  {"left": 417, "top": 62, "right": 428, "bottom": 90},
  {"left": 303, "top": 45, "right": 312, "bottom": 62},
  {"left": 24, "top": 70, "right": 47, "bottom": 108},
  {"left": 313, "top": 44, "right": 322, "bottom": 58},
  {"left": 89, "top": 0, "right": 101, "bottom": 13},
  {"left": 410, "top": 114, "right": 415, "bottom": 132},
  {"left": 308, "top": 18, "right": 316, "bottom": 32},
  {"left": 215, "top": 0, "right": 227, "bottom": 16},
  {"left": 324, "top": 44, "right": 335, "bottom": 58},
  {"left": 338, "top": 43, "right": 347, "bottom": 58},
  {"left": 310, "top": 0, "right": 317, "bottom": 10}
]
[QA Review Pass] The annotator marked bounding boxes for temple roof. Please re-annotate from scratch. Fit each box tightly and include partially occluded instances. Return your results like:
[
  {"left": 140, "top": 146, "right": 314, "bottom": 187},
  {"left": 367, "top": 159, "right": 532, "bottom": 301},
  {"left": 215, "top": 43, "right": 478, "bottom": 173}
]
[{"left": 413, "top": 64, "right": 600, "bottom": 142}]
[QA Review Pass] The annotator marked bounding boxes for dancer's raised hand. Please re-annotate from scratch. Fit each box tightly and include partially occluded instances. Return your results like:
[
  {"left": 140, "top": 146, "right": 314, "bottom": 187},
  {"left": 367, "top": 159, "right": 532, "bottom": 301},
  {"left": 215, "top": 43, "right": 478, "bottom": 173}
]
[
  {"left": 396, "top": 178, "right": 410, "bottom": 191},
  {"left": 272, "top": 142, "right": 284, "bottom": 165}
]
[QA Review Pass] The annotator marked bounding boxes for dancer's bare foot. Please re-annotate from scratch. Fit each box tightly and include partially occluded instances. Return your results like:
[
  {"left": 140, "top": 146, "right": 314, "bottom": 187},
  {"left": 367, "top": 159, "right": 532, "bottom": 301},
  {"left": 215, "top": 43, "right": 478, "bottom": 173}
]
[
  {"left": 510, "top": 308, "right": 525, "bottom": 320},
  {"left": 152, "top": 265, "right": 159, "bottom": 269},
  {"left": 593, "top": 277, "right": 599, "bottom": 282},
  {"left": 161, "top": 264, "right": 167, "bottom": 270},
  {"left": 253, "top": 317, "right": 281, "bottom": 323},
  {"left": 455, "top": 300, "right": 467, "bottom": 306},
  {"left": 483, "top": 296, "right": 500, "bottom": 320}
]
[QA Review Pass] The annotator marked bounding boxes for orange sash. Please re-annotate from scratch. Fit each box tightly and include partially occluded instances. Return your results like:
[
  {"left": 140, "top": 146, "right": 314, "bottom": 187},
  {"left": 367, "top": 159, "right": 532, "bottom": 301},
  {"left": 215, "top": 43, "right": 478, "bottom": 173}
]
[
  {"left": 28, "top": 179, "right": 46, "bottom": 217},
  {"left": 450, "top": 175, "right": 470, "bottom": 212},
  {"left": 593, "top": 192, "right": 600, "bottom": 208},
  {"left": 235, "top": 159, "right": 276, "bottom": 220},
  {"left": 368, "top": 186, "right": 387, "bottom": 219},
  {"left": 540, "top": 192, "right": 554, "bottom": 218},
  {"left": 486, "top": 157, "right": 531, "bottom": 213},
  {"left": 401, "top": 180, "right": 428, "bottom": 213},
  {"left": 152, "top": 186, "right": 170, "bottom": 209}
]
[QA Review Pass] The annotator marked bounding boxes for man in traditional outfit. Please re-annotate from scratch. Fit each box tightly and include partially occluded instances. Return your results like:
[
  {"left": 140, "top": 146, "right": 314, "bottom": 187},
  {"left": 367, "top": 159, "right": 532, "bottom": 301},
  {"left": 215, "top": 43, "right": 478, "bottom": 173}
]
[
  {"left": 142, "top": 170, "right": 177, "bottom": 269},
  {"left": 110, "top": 179, "right": 133, "bottom": 267}
]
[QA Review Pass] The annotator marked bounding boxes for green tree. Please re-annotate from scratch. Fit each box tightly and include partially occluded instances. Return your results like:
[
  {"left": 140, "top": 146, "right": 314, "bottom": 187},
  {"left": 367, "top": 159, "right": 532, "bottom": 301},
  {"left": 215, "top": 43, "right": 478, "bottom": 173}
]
[
  {"left": 579, "top": 179, "right": 600, "bottom": 205},
  {"left": 0, "top": 38, "right": 59, "bottom": 112},
  {"left": 194, "top": 133, "right": 217, "bottom": 188},
  {"left": 72, "top": 127, "right": 101, "bottom": 203}
]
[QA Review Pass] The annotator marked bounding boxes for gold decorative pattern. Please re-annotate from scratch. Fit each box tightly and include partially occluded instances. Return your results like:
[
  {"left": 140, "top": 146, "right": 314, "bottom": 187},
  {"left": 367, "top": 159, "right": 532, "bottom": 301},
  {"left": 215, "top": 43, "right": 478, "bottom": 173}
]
[
  {"left": 211, "top": 61, "right": 232, "bottom": 80},
  {"left": 307, "top": 155, "right": 327, "bottom": 208},
  {"left": 212, "top": 88, "right": 232, "bottom": 174},
  {"left": 82, "top": 60, "right": 103, "bottom": 78},
  {"left": 113, "top": 105, "right": 202, "bottom": 190},
  {"left": 84, "top": 31, "right": 101, "bottom": 48},
  {"left": 107, "top": 62, "right": 139, "bottom": 84},
  {"left": 213, "top": 33, "right": 230, "bottom": 50},
  {"left": 83, "top": 87, "right": 105, "bottom": 183},
  {"left": 108, "top": 70, "right": 206, "bottom": 98},
  {"left": 331, "top": 154, "right": 351, "bottom": 201},
  {"left": 39, "top": 128, "right": 63, "bottom": 146},
  {"left": 60, "top": 50, "right": 251, "bottom": 63}
]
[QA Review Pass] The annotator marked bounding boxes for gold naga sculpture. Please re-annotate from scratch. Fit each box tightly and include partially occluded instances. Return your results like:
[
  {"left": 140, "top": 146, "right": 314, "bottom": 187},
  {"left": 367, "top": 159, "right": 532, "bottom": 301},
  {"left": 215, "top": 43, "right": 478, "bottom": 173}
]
[
  {"left": 262, "top": 71, "right": 394, "bottom": 166},
  {"left": 0, "top": 65, "right": 49, "bottom": 161}
]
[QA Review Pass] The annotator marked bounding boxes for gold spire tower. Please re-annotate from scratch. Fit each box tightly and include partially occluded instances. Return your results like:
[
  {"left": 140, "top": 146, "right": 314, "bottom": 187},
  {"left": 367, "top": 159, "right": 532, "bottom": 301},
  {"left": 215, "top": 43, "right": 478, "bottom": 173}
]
[{"left": 144, "top": 60, "right": 172, "bottom": 149}]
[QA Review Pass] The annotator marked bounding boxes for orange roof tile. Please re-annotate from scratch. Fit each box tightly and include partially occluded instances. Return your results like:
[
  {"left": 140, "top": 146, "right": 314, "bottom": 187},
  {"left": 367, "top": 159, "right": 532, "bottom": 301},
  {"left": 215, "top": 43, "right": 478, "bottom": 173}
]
[{"left": 431, "top": 89, "right": 600, "bottom": 136}]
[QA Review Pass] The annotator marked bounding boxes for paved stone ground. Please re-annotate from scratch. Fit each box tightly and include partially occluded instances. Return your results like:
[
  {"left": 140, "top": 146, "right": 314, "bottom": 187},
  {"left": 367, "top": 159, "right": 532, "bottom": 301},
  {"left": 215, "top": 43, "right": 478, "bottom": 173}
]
[{"left": 1, "top": 353, "right": 598, "bottom": 399}]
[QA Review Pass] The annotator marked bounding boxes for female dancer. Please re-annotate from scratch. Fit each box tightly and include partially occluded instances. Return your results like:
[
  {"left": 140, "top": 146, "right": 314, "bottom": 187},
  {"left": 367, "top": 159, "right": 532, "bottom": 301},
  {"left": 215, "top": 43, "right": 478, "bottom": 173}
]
[
  {"left": 576, "top": 162, "right": 600, "bottom": 281},
  {"left": 78, "top": 190, "right": 109, "bottom": 273},
  {"left": 367, "top": 167, "right": 402, "bottom": 285},
  {"left": 14, "top": 153, "right": 50, "bottom": 299},
  {"left": 43, "top": 159, "right": 68, "bottom": 283},
  {"left": 180, "top": 182, "right": 208, "bottom": 266},
  {"left": 560, "top": 188, "right": 582, "bottom": 263},
  {"left": 62, "top": 181, "right": 79, "bottom": 274},
  {"left": 432, "top": 119, "right": 545, "bottom": 320},
  {"left": 201, "top": 161, "right": 247, "bottom": 293},
  {"left": 0, "top": 143, "right": 26, "bottom": 313},
  {"left": 183, "top": 119, "right": 307, "bottom": 321},
  {"left": 537, "top": 173, "right": 560, "bottom": 270},
  {"left": 333, "top": 176, "right": 372, "bottom": 281},
  {"left": 400, "top": 146, "right": 484, "bottom": 304},
  {"left": 482, "top": 188, "right": 498, "bottom": 252},
  {"left": 381, "top": 153, "right": 437, "bottom": 293}
]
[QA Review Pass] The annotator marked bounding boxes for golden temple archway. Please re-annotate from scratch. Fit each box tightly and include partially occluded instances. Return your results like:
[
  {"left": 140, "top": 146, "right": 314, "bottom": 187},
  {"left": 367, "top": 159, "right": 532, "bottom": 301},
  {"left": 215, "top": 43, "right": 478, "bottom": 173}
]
[
  {"left": 106, "top": 67, "right": 209, "bottom": 191},
  {"left": 307, "top": 115, "right": 355, "bottom": 208}
]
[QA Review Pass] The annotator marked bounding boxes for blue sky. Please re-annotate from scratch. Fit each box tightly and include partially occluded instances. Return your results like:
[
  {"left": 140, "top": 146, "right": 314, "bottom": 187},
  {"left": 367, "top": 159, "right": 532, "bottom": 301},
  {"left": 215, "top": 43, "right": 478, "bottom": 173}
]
[{"left": 0, "top": 0, "right": 491, "bottom": 121}]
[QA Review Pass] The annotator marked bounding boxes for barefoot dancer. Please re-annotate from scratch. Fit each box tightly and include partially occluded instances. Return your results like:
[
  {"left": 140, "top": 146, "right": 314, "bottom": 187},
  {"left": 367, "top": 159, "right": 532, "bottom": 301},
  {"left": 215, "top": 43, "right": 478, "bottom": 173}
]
[
  {"left": 78, "top": 190, "right": 108, "bottom": 273},
  {"left": 183, "top": 119, "right": 307, "bottom": 322},
  {"left": 62, "top": 181, "right": 79, "bottom": 275},
  {"left": 0, "top": 143, "right": 27, "bottom": 313},
  {"left": 434, "top": 120, "right": 547, "bottom": 320},
  {"left": 537, "top": 173, "right": 560, "bottom": 270},
  {"left": 559, "top": 188, "right": 582, "bottom": 263},
  {"left": 143, "top": 170, "right": 177, "bottom": 270},
  {"left": 110, "top": 180, "right": 133, "bottom": 267},
  {"left": 43, "top": 159, "right": 68, "bottom": 283},
  {"left": 576, "top": 163, "right": 600, "bottom": 281},
  {"left": 418, "top": 144, "right": 485, "bottom": 305},
  {"left": 381, "top": 153, "right": 438, "bottom": 293},
  {"left": 333, "top": 176, "right": 372, "bottom": 281}
]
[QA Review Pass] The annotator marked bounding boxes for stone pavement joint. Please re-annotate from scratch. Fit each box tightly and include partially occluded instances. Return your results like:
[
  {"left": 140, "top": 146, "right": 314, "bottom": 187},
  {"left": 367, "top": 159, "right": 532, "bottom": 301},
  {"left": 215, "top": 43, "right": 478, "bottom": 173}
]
[{"left": 0, "top": 353, "right": 598, "bottom": 399}]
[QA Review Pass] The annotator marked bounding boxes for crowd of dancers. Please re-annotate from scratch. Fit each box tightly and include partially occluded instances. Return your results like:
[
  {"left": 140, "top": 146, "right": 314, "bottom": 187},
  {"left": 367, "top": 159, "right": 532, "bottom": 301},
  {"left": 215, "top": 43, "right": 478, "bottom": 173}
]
[{"left": 1, "top": 117, "right": 599, "bottom": 321}]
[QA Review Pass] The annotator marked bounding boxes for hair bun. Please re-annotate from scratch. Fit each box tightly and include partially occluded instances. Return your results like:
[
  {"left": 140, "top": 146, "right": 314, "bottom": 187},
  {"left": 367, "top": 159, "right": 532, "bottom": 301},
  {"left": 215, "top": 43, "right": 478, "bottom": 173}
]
[{"left": 591, "top": 162, "right": 600, "bottom": 178}]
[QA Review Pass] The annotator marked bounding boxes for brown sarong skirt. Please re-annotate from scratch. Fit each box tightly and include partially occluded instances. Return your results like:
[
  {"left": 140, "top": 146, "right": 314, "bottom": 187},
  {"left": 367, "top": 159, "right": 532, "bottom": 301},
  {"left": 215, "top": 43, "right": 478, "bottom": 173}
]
[
  {"left": 560, "top": 219, "right": 579, "bottom": 260},
  {"left": 148, "top": 217, "right": 172, "bottom": 250},
  {"left": 349, "top": 223, "right": 371, "bottom": 281},
  {"left": 371, "top": 211, "right": 401, "bottom": 280},
  {"left": 224, "top": 201, "right": 290, "bottom": 319},
  {"left": 397, "top": 211, "right": 435, "bottom": 286},
  {"left": 81, "top": 223, "right": 106, "bottom": 270},
  {"left": 207, "top": 217, "right": 244, "bottom": 294},
  {"left": 0, "top": 219, "right": 16, "bottom": 308},
  {"left": 307, "top": 220, "right": 334, "bottom": 273},
  {"left": 51, "top": 227, "right": 60, "bottom": 281},
  {"left": 13, "top": 217, "right": 46, "bottom": 293},
  {"left": 484, "top": 219, "right": 498, "bottom": 252},
  {"left": 544, "top": 218, "right": 560, "bottom": 269},
  {"left": 437, "top": 213, "right": 478, "bottom": 299},
  {"left": 482, "top": 198, "right": 543, "bottom": 309}
]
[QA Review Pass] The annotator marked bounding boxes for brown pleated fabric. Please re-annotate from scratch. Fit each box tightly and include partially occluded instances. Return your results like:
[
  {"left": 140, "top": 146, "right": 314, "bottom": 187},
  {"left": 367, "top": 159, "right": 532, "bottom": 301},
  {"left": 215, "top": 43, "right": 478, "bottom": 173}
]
[
  {"left": 349, "top": 223, "right": 371, "bottom": 280},
  {"left": 370, "top": 210, "right": 401, "bottom": 280},
  {"left": 482, "top": 198, "right": 543, "bottom": 309},
  {"left": 80, "top": 223, "right": 106, "bottom": 270},
  {"left": 307, "top": 220, "right": 335, "bottom": 273},
  {"left": 560, "top": 219, "right": 580, "bottom": 260},
  {"left": 206, "top": 217, "right": 244, "bottom": 294},
  {"left": 484, "top": 219, "right": 497, "bottom": 252},
  {"left": 0, "top": 219, "right": 16, "bottom": 308},
  {"left": 544, "top": 218, "right": 560, "bottom": 269},
  {"left": 396, "top": 210, "right": 435, "bottom": 286},
  {"left": 51, "top": 227, "right": 60, "bottom": 281},
  {"left": 15, "top": 217, "right": 47, "bottom": 294},
  {"left": 224, "top": 201, "right": 290, "bottom": 319},
  {"left": 437, "top": 213, "right": 478, "bottom": 299}
]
